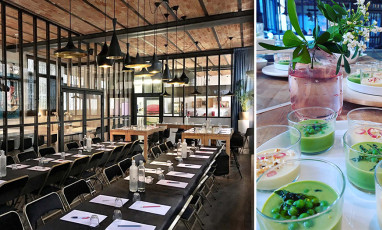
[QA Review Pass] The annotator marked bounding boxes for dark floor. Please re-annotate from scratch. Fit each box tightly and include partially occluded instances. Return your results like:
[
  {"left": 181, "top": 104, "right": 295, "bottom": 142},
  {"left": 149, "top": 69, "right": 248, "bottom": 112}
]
[{"left": 175, "top": 154, "right": 254, "bottom": 230}]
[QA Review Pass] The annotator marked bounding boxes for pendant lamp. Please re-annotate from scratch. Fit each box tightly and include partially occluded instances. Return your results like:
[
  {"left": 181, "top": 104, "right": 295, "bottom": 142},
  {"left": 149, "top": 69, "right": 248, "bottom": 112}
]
[
  {"left": 162, "top": 13, "right": 171, "bottom": 82},
  {"left": 168, "top": 6, "right": 182, "bottom": 85},
  {"left": 135, "top": 67, "right": 153, "bottom": 77},
  {"left": 148, "top": 2, "right": 162, "bottom": 74},
  {"left": 191, "top": 41, "right": 201, "bottom": 95},
  {"left": 122, "top": 5, "right": 134, "bottom": 72},
  {"left": 54, "top": 0, "right": 87, "bottom": 58},
  {"left": 179, "top": 16, "right": 189, "bottom": 85},
  {"left": 225, "top": 37, "right": 235, "bottom": 96},
  {"left": 162, "top": 89, "right": 170, "bottom": 97},
  {"left": 107, "top": 0, "right": 123, "bottom": 60},
  {"left": 97, "top": 0, "right": 113, "bottom": 68}
]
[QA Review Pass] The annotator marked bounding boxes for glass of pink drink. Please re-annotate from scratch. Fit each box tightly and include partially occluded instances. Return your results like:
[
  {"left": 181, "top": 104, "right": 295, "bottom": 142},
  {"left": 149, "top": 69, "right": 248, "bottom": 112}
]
[{"left": 289, "top": 49, "right": 343, "bottom": 115}]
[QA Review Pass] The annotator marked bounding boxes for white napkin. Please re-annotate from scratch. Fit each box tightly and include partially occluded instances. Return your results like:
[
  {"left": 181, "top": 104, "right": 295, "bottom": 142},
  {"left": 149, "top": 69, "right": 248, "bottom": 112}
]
[
  {"left": 106, "top": 219, "right": 155, "bottom": 230},
  {"left": 27, "top": 166, "right": 50, "bottom": 171},
  {"left": 177, "top": 163, "right": 202, "bottom": 169},
  {"left": 166, "top": 171, "right": 195, "bottom": 178},
  {"left": 72, "top": 154, "right": 88, "bottom": 158},
  {"left": 200, "top": 147, "right": 217, "bottom": 150},
  {"left": 129, "top": 201, "right": 171, "bottom": 215},
  {"left": 150, "top": 161, "right": 172, "bottom": 166},
  {"left": 51, "top": 159, "right": 72, "bottom": 163},
  {"left": 90, "top": 195, "right": 129, "bottom": 207},
  {"left": 60, "top": 210, "right": 107, "bottom": 227},
  {"left": 53, "top": 153, "right": 72, "bottom": 156},
  {"left": 6, "top": 164, "right": 30, "bottom": 169},
  {"left": 166, "top": 152, "right": 178, "bottom": 156},
  {"left": 157, "top": 179, "right": 188, "bottom": 188},
  {"left": 96, "top": 148, "right": 114, "bottom": 151},
  {"left": 195, "top": 151, "right": 214, "bottom": 154},
  {"left": 189, "top": 155, "right": 210, "bottom": 159},
  {"left": 34, "top": 157, "right": 54, "bottom": 162}
]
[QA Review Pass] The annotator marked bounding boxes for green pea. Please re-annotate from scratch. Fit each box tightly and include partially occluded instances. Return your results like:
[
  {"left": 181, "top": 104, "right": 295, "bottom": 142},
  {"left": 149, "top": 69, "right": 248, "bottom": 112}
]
[
  {"left": 373, "top": 149, "right": 378, "bottom": 155},
  {"left": 286, "top": 199, "right": 294, "bottom": 206},
  {"left": 320, "top": 131, "right": 325, "bottom": 134},
  {"left": 309, "top": 129, "right": 315, "bottom": 134},
  {"left": 320, "top": 200, "right": 329, "bottom": 206},
  {"left": 298, "top": 213, "right": 309, "bottom": 219},
  {"left": 294, "top": 199, "right": 305, "bottom": 209},
  {"left": 314, "top": 206, "right": 322, "bottom": 213},
  {"left": 311, "top": 198, "right": 319, "bottom": 204},
  {"left": 307, "top": 209, "right": 315, "bottom": 215},
  {"left": 288, "top": 206, "right": 298, "bottom": 216},
  {"left": 314, "top": 127, "right": 320, "bottom": 131},
  {"left": 289, "top": 223, "right": 299, "bottom": 230},
  {"left": 281, "top": 210, "right": 288, "bottom": 216},
  {"left": 273, "top": 214, "right": 281, "bottom": 219},
  {"left": 305, "top": 201, "right": 313, "bottom": 209},
  {"left": 271, "top": 208, "right": 280, "bottom": 214},
  {"left": 304, "top": 220, "right": 314, "bottom": 228}
]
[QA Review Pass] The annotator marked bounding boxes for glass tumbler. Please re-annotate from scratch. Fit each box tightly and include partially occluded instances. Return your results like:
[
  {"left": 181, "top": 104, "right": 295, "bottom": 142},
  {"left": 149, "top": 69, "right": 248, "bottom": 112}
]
[{"left": 374, "top": 160, "right": 382, "bottom": 228}]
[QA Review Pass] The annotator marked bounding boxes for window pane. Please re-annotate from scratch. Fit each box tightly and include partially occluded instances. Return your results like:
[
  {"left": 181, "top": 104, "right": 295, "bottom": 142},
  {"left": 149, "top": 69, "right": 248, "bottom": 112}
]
[{"left": 220, "top": 54, "right": 232, "bottom": 117}]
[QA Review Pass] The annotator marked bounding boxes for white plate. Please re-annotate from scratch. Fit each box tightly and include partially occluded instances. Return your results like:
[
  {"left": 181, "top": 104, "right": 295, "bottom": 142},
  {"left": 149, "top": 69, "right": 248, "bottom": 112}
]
[
  {"left": 261, "top": 64, "right": 288, "bottom": 78},
  {"left": 347, "top": 78, "right": 382, "bottom": 96}
]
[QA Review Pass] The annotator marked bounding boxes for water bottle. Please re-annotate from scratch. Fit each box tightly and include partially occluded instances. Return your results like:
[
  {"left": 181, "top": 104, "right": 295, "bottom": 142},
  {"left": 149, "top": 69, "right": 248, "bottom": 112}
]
[
  {"left": 138, "top": 160, "right": 145, "bottom": 192},
  {"left": 87, "top": 136, "right": 92, "bottom": 152},
  {"left": 181, "top": 139, "right": 188, "bottom": 158},
  {"left": 0, "top": 150, "right": 6, "bottom": 177},
  {"left": 83, "top": 135, "right": 87, "bottom": 148},
  {"left": 129, "top": 160, "right": 138, "bottom": 192}
]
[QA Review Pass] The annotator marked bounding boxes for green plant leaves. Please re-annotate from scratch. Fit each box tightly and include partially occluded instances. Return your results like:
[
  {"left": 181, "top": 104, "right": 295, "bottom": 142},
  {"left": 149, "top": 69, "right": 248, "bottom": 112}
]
[
  {"left": 343, "top": 56, "right": 351, "bottom": 74},
  {"left": 317, "top": 32, "right": 330, "bottom": 44},
  {"left": 287, "top": 0, "right": 306, "bottom": 41},
  {"left": 325, "top": 4, "right": 337, "bottom": 21},
  {"left": 292, "top": 46, "right": 311, "bottom": 64},
  {"left": 336, "top": 55, "right": 342, "bottom": 75},
  {"left": 283, "top": 30, "right": 304, "bottom": 47},
  {"left": 317, "top": 44, "right": 332, "bottom": 54},
  {"left": 333, "top": 5, "right": 347, "bottom": 15},
  {"left": 258, "top": 43, "right": 293, "bottom": 50}
]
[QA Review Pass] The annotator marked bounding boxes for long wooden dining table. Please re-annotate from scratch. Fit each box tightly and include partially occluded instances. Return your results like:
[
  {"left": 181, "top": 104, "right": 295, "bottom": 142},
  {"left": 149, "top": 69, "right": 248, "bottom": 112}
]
[{"left": 38, "top": 146, "right": 221, "bottom": 230}]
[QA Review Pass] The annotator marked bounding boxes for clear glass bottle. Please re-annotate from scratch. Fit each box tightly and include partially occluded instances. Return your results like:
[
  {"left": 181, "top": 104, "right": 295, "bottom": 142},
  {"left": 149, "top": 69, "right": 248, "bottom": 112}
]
[
  {"left": 129, "top": 160, "right": 138, "bottom": 192},
  {"left": 138, "top": 160, "right": 145, "bottom": 192},
  {"left": 0, "top": 150, "right": 6, "bottom": 177}
]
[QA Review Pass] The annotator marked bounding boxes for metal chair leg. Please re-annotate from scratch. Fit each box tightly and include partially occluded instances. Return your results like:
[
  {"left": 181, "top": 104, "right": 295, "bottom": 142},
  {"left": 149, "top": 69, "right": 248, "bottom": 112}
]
[{"left": 233, "top": 152, "right": 243, "bottom": 179}]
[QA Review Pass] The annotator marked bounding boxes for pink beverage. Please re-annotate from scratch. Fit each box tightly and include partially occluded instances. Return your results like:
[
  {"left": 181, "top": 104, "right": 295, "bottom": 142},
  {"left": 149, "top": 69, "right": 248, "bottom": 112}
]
[{"left": 288, "top": 49, "right": 343, "bottom": 115}]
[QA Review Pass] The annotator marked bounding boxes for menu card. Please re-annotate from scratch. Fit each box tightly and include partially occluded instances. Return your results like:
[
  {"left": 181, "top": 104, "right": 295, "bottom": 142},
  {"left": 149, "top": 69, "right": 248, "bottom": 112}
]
[
  {"left": 166, "top": 171, "right": 195, "bottom": 178},
  {"left": 106, "top": 219, "right": 155, "bottom": 230},
  {"left": 195, "top": 151, "right": 214, "bottom": 154},
  {"left": 189, "top": 155, "right": 210, "bottom": 159},
  {"left": 72, "top": 154, "right": 88, "bottom": 158},
  {"left": 200, "top": 147, "right": 217, "bottom": 150},
  {"left": 34, "top": 157, "right": 54, "bottom": 162},
  {"left": 90, "top": 195, "right": 129, "bottom": 207},
  {"left": 6, "top": 164, "right": 30, "bottom": 169},
  {"left": 157, "top": 179, "right": 188, "bottom": 188},
  {"left": 60, "top": 210, "right": 107, "bottom": 227},
  {"left": 150, "top": 161, "right": 172, "bottom": 166},
  {"left": 129, "top": 201, "right": 171, "bottom": 215},
  {"left": 177, "top": 163, "right": 202, "bottom": 169},
  {"left": 27, "top": 166, "right": 50, "bottom": 171},
  {"left": 52, "top": 159, "right": 72, "bottom": 163},
  {"left": 53, "top": 153, "right": 72, "bottom": 156}
]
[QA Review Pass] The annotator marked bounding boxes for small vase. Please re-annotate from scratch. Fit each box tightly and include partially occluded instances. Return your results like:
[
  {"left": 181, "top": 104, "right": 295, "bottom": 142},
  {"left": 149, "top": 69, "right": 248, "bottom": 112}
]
[
  {"left": 239, "top": 112, "right": 249, "bottom": 120},
  {"left": 289, "top": 49, "right": 343, "bottom": 115}
]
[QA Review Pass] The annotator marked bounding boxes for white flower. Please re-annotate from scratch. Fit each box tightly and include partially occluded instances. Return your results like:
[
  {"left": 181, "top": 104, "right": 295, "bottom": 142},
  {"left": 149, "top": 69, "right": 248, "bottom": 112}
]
[
  {"left": 354, "top": 21, "right": 357, "bottom": 24},
  {"left": 373, "top": 20, "right": 378, "bottom": 25},
  {"left": 378, "top": 27, "right": 382, "bottom": 32},
  {"left": 347, "top": 21, "right": 353, "bottom": 25},
  {"left": 355, "top": 0, "right": 365, "bottom": 5},
  {"left": 361, "top": 43, "right": 367, "bottom": 51},
  {"left": 371, "top": 28, "right": 377, "bottom": 33}
]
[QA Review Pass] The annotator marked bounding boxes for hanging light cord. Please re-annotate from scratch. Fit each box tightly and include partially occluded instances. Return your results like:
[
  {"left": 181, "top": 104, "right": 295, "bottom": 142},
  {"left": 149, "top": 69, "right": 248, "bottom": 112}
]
[
  {"left": 104, "top": 0, "right": 107, "bottom": 42},
  {"left": 175, "top": 9, "right": 178, "bottom": 72},
  {"left": 143, "top": 0, "right": 146, "bottom": 56},
  {"left": 137, "top": 0, "right": 140, "bottom": 53},
  {"left": 113, "top": 0, "right": 116, "bottom": 18},
  {"left": 126, "top": 0, "right": 128, "bottom": 43},
  {"left": 69, "top": 0, "right": 72, "bottom": 33}
]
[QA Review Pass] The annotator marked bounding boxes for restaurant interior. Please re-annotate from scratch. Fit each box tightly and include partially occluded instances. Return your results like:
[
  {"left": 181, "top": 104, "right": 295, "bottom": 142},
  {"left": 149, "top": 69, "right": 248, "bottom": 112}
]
[
  {"left": 0, "top": 0, "right": 254, "bottom": 229},
  {"left": 256, "top": 0, "right": 382, "bottom": 229}
]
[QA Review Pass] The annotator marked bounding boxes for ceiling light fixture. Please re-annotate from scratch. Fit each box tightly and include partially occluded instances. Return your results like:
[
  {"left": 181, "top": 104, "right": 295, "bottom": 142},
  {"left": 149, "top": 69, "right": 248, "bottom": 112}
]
[
  {"left": 107, "top": 0, "right": 123, "bottom": 59},
  {"left": 54, "top": 0, "right": 87, "bottom": 58},
  {"left": 225, "top": 36, "right": 235, "bottom": 97},
  {"left": 97, "top": 0, "right": 113, "bottom": 68},
  {"left": 162, "top": 13, "right": 171, "bottom": 82},
  {"left": 168, "top": 6, "right": 182, "bottom": 85},
  {"left": 179, "top": 15, "right": 189, "bottom": 85},
  {"left": 148, "top": 2, "right": 162, "bottom": 74},
  {"left": 190, "top": 41, "right": 201, "bottom": 96}
]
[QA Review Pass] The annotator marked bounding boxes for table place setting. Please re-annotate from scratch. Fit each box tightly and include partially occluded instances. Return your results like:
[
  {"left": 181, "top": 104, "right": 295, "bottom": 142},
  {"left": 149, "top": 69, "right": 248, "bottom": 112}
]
[
  {"left": 166, "top": 171, "right": 195, "bottom": 178},
  {"left": 52, "top": 153, "right": 72, "bottom": 156},
  {"left": 72, "top": 154, "right": 88, "bottom": 158},
  {"left": 145, "top": 168, "right": 164, "bottom": 174},
  {"left": 96, "top": 148, "right": 114, "bottom": 151},
  {"left": 150, "top": 161, "right": 173, "bottom": 166},
  {"left": 195, "top": 150, "right": 214, "bottom": 154},
  {"left": 177, "top": 163, "right": 202, "bottom": 169},
  {"left": 33, "top": 157, "right": 54, "bottom": 163},
  {"left": 52, "top": 159, "right": 73, "bottom": 163},
  {"left": 117, "top": 142, "right": 129, "bottom": 144},
  {"left": 102, "top": 142, "right": 111, "bottom": 144},
  {"left": 189, "top": 155, "right": 210, "bottom": 159},
  {"left": 6, "top": 164, "right": 30, "bottom": 169},
  {"left": 90, "top": 195, "right": 129, "bottom": 207},
  {"left": 0, "top": 180, "right": 6, "bottom": 185},
  {"left": 107, "top": 145, "right": 119, "bottom": 148},
  {"left": 60, "top": 210, "right": 107, "bottom": 227},
  {"left": 166, "top": 152, "right": 178, "bottom": 156},
  {"left": 200, "top": 147, "right": 217, "bottom": 150},
  {"left": 156, "top": 179, "right": 188, "bottom": 188},
  {"left": 105, "top": 219, "right": 156, "bottom": 230},
  {"left": 129, "top": 201, "right": 171, "bottom": 215},
  {"left": 27, "top": 166, "right": 51, "bottom": 171},
  {"left": 124, "top": 176, "right": 153, "bottom": 184}
]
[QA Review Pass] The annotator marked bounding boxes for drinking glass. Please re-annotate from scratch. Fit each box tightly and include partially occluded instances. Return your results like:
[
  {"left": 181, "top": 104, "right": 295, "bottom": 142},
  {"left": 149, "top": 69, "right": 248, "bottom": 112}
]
[
  {"left": 38, "top": 158, "right": 44, "bottom": 168},
  {"left": 89, "top": 215, "right": 100, "bottom": 227},
  {"left": 347, "top": 107, "right": 382, "bottom": 129},
  {"left": 166, "top": 160, "right": 172, "bottom": 166},
  {"left": 287, "top": 107, "right": 336, "bottom": 155},
  {"left": 146, "top": 176, "right": 153, "bottom": 184},
  {"left": 133, "top": 192, "right": 141, "bottom": 202},
  {"left": 256, "top": 159, "right": 345, "bottom": 230},
  {"left": 343, "top": 126, "right": 382, "bottom": 193},
  {"left": 114, "top": 198, "right": 123, "bottom": 208},
  {"left": 113, "top": 210, "right": 122, "bottom": 220},
  {"left": 168, "top": 165, "right": 174, "bottom": 172},
  {"left": 12, "top": 163, "right": 17, "bottom": 170},
  {"left": 359, "top": 61, "right": 378, "bottom": 83},
  {"left": 158, "top": 173, "right": 165, "bottom": 180},
  {"left": 374, "top": 160, "right": 382, "bottom": 228},
  {"left": 156, "top": 168, "right": 162, "bottom": 174},
  {"left": 61, "top": 152, "right": 65, "bottom": 160},
  {"left": 78, "top": 150, "right": 82, "bottom": 155}
]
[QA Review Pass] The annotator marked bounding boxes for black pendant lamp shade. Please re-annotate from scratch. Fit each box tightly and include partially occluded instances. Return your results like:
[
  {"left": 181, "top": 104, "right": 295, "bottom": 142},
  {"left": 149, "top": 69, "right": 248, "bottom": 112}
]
[
  {"left": 162, "top": 89, "right": 170, "bottom": 97},
  {"left": 191, "top": 88, "right": 201, "bottom": 96},
  {"left": 162, "top": 63, "right": 171, "bottom": 82},
  {"left": 122, "top": 43, "right": 134, "bottom": 72},
  {"left": 224, "top": 90, "right": 235, "bottom": 96},
  {"left": 128, "top": 53, "right": 151, "bottom": 69},
  {"left": 122, "top": 64, "right": 134, "bottom": 72},
  {"left": 168, "top": 74, "right": 181, "bottom": 85},
  {"left": 107, "top": 18, "right": 123, "bottom": 60},
  {"left": 97, "top": 43, "right": 114, "bottom": 68},
  {"left": 135, "top": 67, "right": 153, "bottom": 77},
  {"left": 225, "top": 36, "right": 235, "bottom": 97},
  {"left": 148, "top": 53, "right": 162, "bottom": 74},
  {"left": 180, "top": 59, "right": 189, "bottom": 85}
]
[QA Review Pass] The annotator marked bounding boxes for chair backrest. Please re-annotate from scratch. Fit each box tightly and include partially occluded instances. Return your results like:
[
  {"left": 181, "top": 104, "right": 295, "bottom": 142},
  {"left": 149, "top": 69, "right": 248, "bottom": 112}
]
[
  {"left": 92, "top": 137, "right": 101, "bottom": 144},
  {"left": 0, "top": 211, "right": 24, "bottom": 230},
  {"left": 51, "top": 134, "right": 58, "bottom": 143},
  {"left": 23, "top": 137, "right": 33, "bottom": 150},
  {"left": 114, "top": 144, "right": 130, "bottom": 163},
  {"left": 159, "top": 143, "right": 167, "bottom": 153},
  {"left": 152, "top": 146, "right": 162, "bottom": 156},
  {"left": 191, "top": 175, "right": 209, "bottom": 196},
  {"left": 95, "top": 127, "right": 101, "bottom": 135},
  {"left": 165, "top": 141, "right": 174, "bottom": 150},
  {"left": 230, "top": 132, "right": 244, "bottom": 147},
  {"left": 245, "top": 128, "right": 254, "bottom": 137},
  {"left": 163, "top": 128, "right": 170, "bottom": 138},
  {"left": 118, "top": 158, "right": 132, "bottom": 175},
  {"left": 67, "top": 156, "right": 90, "bottom": 179},
  {"left": 39, "top": 162, "right": 71, "bottom": 195},
  {"left": 62, "top": 179, "right": 92, "bottom": 208},
  {"left": 167, "top": 195, "right": 194, "bottom": 230},
  {"left": 39, "top": 147, "right": 56, "bottom": 157},
  {"left": 37, "top": 135, "right": 45, "bottom": 146},
  {"left": 103, "top": 164, "right": 123, "bottom": 184},
  {"left": 0, "top": 175, "right": 28, "bottom": 205},
  {"left": 24, "top": 192, "right": 64, "bottom": 230},
  {"left": 104, "top": 145, "right": 123, "bottom": 167},
  {"left": 6, "top": 156, "right": 14, "bottom": 165},
  {"left": 85, "top": 151, "right": 104, "bottom": 172},
  {"left": 121, "top": 142, "right": 134, "bottom": 159},
  {"left": 66, "top": 142, "right": 79, "bottom": 150},
  {"left": 18, "top": 150, "right": 37, "bottom": 162},
  {"left": 2, "top": 140, "right": 15, "bottom": 152},
  {"left": 132, "top": 154, "right": 145, "bottom": 166}
]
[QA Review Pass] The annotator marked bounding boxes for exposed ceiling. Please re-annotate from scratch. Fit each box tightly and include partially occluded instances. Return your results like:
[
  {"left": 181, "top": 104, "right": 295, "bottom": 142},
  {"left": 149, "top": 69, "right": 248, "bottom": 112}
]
[{"left": 2, "top": 0, "right": 254, "bottom": 59}]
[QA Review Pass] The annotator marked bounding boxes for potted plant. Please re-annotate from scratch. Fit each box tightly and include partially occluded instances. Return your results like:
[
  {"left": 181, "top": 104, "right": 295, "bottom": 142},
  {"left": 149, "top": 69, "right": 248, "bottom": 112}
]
[
  {"left": 236, "top": 79, "right": 254, "bottom": 120},
  {"left": 259, "top": 0, "right": 381, "bottom": 114}
]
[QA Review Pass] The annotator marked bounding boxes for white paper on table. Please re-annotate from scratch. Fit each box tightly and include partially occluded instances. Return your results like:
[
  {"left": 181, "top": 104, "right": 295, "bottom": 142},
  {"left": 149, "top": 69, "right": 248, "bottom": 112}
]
[
  {"left": 129, "top": 201, "right": 171, "bottom": 215},
  {"left": 77, "top": 147, "right": 84, "bottom": 150},
  {"left": 52, "top": 159, "right": 73, "bottom": 163},
  {"left": 53, "top": 153, "right": 72, "bottom": 156},
  {"left": 96, "top": 148, "right": 114, "bottom": 151},
  {"left": 34, "top": 157, "right": 54, "bottom": 162},
  {"left": 102, "top": 142, "right": 111, "bottom": 144},
  {"left": 6, "top": 164, "right": 30, "bottom": 169},
  {"left": 200, "top": 147, "right": 217, "bottom": 150},
  {"left": 90, "top": 195, "right": 129, "bottom": 207},
  {"left": 157, "top": 179, "right": 188, "bottom": 188},
  {"left": 27, "top": 166, "right": 50, "bottom": 171},
  {"left": 166, "top": 171, "right": 195, "bottom": 178},
  {"left": 166, "top": 152, "right": 178, "bottom": 156},
  {"left": 60, "top": 210, "right": 107, "bottom": 227},
  {"left": 124, "top": 176, "right": 151, "bottom": 184},
  {"left": 0, "top": 180, "right": 6, "bottom": 185},
  {"left": 177, "top": 163, "right": 201, "bottom": 169},
  {"left": 72, "top": 154, "right": 88, "bottom": 158},
  {"left": 150, "top": 161, "right": 172, "bottom": 166},
  {"left": 106, "top": 219, "right": 155, "bottom": 230},
  {"left": 189, "top": 155, "right": 210, "bottom": 159},
  {"left": 117, "top": 142, "right": 129, "bottom": 144},
  {"left": 195, "top": 151, "right": 214, "bottom": 154},
  {"left": 145, "top": 168, "right": 163, "bottom": 174},
  {"left": 107, "top": 145, "right": 119, "bottom": 148}
]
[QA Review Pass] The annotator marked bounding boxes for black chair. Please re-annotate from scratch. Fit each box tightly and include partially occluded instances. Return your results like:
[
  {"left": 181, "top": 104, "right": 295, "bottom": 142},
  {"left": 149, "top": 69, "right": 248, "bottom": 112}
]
[
  {"left": 0, "top": 211, "right": 24, "bottom": 230},
  {"left": 148, "top": 132, "right": 159, "bottom": 148},
  {"left": 103, "top": 164, "right": 123, "bottom": 184},
  {"left": 230, "top": 132, "right": 244, "bottom": 179},
  {"left": 24, "top": 192, "right": 64, "bottom": 230},
  {"left": 159, "top": 143, "right": 167, "bottom": 153},
  {"left": 6, "top": 156, "right": 14, "bottom": 166},
  {"left": 39, "top": 147, "right": 55, "bottom": 157},
  {"left": 244, "top": 127, "right": 254, "bottom": 151},
  {"left": 158, "top": 131, "right": 164, "bottom": 143},
  {"left": 37, "top": 135, "right": 45, "bottom": 146},
  {"left": 113, "top": 143, "right": 131, "bottom": 164},
  {"left": 22, "top": 137, "right": 33, "bottom": 150},
  {"left": 51, "top": 134, "right": 58, "bottom": 144},
  {"left": 18, "top": 150, "right": 38, "bottom": 163},
  {"left": 0, "top": 175, "right": 28, "bottom": 215},
  {"left": 62, "top": 179, "right": 93, "bottom": 209},
  {"left": 119, "top": 142, "right": 134, "bottom": 159},
  {"left": 94, "top": 127, "right": 101, "bottom": 138},
  {"left": 150, "top": 146, "right": 162, "bottom": 158},
  {"left": 64, "top": 156, "right": 90, "bottom": 185},
  {"left": 118, "top": 158, "right": 132, "bottom": 176},
  {"left": 34, "top": 162, "right": 71, "bottom": 196},
  {"left": 113, "top": 135, "right": 125, "bottom": 142},
  {"left": 102, "top": 145, "right": 123, "bottom": 168},
  {"left": 132, "top": 154, "right": 146, "bottom": 166},
  {"left": 80, "top": 152, "right": 104, "bottom": 185},
  {"left": 163, "top": 128, "right": 170, "bottom": 140},
  {"left": 66, "top": 142, "right": 79, "bottom": 150},
  {"left": 175, "top": 129, "right": 185, "bottom": 143},
  {"left": 165, "top": 141, "right": 175, "bottom": 150},
  {"left": 92, "top": 137, "right": 102, "bottom": 144},
  {"left": 1, "top": 140, "right": 15, "bottom": 152}
]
